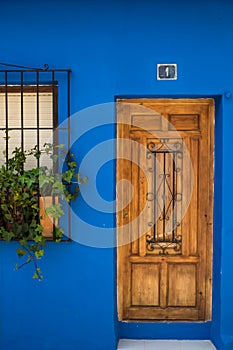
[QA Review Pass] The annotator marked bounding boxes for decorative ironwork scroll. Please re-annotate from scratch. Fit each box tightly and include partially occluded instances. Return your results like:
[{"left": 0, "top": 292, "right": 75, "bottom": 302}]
[{"left": 146, "top": 139, "right": 183, "bottom": 255}]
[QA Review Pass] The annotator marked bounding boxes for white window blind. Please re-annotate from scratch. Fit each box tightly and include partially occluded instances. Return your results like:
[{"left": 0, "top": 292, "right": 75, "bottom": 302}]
[{"left": 0, "top": 91, "right": 55, "bottom": 169}]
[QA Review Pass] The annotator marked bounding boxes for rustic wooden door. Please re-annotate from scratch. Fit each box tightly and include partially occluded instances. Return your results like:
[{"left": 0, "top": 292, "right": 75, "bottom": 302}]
[{"left": 117, "top": 98, "right": 214, "bottom": 321}]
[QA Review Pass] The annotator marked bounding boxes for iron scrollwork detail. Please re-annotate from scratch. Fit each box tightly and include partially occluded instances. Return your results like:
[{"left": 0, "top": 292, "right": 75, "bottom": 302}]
[
  {"left": 146, "top": 234, "right": 182, "bottom": 255},
  {"left": 146, "top": 138, "right": 183, "bottom": 255}
]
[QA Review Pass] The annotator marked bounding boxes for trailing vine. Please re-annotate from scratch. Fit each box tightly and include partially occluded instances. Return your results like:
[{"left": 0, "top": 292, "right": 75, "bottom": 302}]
[{"left": 0, "top": 144, "right": 87, "bottom": 280}]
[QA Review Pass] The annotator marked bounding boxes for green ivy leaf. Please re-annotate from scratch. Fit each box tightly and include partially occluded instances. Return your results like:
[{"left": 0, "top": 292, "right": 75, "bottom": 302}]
[
  {"left": 16, "top": 248, "right": 27, "bottom": 258},
  {"left": 35, "top": 250, "right": 44, "bottom": 259},
  {"left": 45, "top": 203, "right": 64, "bottom": 219},
  {"left": 2, "top": 231, "right": 15, "bottom": 242},
  {"left": 1, "top": 203, "right": 8, "bottom": 211},
  {"left": 4, "top": 213, "right": 12, "bottom": 221}
]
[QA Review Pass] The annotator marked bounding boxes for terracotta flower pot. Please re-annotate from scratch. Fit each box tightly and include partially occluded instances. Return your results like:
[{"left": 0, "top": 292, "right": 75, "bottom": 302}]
[{"left": 40, "top": 196, "right": 59, "bottom": 238}]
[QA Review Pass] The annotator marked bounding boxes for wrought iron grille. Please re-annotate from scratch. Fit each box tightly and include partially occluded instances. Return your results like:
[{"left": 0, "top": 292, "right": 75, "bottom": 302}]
[
  {"left": 0, "top": 63, "right": 72, "bottom": 239},
  {"left": 146, "top": 139, "right": 183, "bottom": 255},
  {"left": 0, "top": 64, "right": 71, "bottom": 165}
]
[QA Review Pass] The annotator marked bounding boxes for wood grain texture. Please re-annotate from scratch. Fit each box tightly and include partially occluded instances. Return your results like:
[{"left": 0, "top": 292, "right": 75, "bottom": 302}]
[
  {"left": 117, "top": 98, "right": 214, "bottom": 321},
  {"left": 131, "top": 263, "right": 160, "bottom": 306},
  {"left": 168, "top": 114, "right": 199, "bottom": 131},
  {"left": 167, "top": 263, "right": 197, "bottom": 307},
  {"left": 131, "top": 114, "right": 162, "bottom": 130}
]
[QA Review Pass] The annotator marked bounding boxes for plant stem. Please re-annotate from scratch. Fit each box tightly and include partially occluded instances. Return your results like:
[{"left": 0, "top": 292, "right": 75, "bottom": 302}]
[{"left": 17, "top": 244, "right": 43, "bottom": 281}]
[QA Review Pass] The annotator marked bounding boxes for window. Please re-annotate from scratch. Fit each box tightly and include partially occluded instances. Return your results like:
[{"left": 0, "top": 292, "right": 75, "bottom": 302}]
[
  {"left": 0, "top": 85, "right": 57, "bottom": 169},
  {"left": 0, "top": 67, "right": 72, "bottom": 239}
]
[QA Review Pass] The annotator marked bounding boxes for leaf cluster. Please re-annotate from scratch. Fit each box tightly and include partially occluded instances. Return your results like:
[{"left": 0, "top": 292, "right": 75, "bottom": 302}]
[{"left": 0, "top": 144, "right": 87, "bottom": 280}]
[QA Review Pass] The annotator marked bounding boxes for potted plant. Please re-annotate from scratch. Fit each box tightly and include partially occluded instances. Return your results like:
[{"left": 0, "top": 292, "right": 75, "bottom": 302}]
[{"left": 0, "top": 143, "right": 87, "bottom": 280}]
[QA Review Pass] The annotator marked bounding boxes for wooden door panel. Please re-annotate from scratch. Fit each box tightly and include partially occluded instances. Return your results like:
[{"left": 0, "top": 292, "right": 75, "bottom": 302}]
[
  {"left": 167, "top": 263, "right": 197, "bottom": 307},
  {"left": 189, "top": 137, "right": 199, "bottom": 256},
  {"left": 168, "top": 114, "right": 200, "bottom": 131},
  {"left": 127, "top": 306, "right": 199, "bottom": 321},
  {"left": 117, "top": 98, "right": 214, "bottom": 321},
  {"left": 131, "top": 114, "right": 162, "bottom": 131},
  {"left": 131, "top": 263, "right": 160, "bottom": 306}
]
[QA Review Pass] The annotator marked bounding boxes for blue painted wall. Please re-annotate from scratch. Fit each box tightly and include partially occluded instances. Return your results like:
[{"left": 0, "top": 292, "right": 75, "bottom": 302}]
[{"left": 0, "top": 0, "right": 233, "bottom": 349}]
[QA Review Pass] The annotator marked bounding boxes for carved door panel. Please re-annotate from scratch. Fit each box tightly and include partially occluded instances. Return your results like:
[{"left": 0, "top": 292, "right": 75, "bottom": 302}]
[{"left": 117, "top": 99, "right": 214, "bottom": 321}]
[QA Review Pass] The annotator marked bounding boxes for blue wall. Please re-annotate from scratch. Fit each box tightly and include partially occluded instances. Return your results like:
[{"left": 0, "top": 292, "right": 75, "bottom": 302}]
[{"left": 0, "top": 0, "right": 233, "bottom": 349}]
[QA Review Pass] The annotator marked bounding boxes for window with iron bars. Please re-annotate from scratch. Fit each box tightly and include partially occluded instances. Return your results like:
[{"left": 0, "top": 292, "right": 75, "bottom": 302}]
[{"left": 0, "top": 64, "right": 71, "bottom": 239}]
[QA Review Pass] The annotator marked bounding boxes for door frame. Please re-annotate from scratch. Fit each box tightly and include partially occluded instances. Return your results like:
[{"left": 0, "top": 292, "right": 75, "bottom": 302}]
[{"left": 116, "top": 97, "right": 215, "bottom": 322}]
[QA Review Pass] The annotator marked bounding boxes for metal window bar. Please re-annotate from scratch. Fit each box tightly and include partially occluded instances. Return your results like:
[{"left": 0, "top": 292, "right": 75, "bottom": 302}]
[
  {"left": 4, "top": 72, "right": 8, "bottom": 167},
  {"left": 0, "top": 65, "right": 72, "bottom": 240},
  {"left": 36, "top": 71, "right": 40, "bottom": 167},
  {"left": 147, "top": 146, "right": 183, "bottom": 255},
  {"left": 20, "top": 71, "right": 24, "bottom": 151},
  {"left": 67, "top": 70, "right": 71, "bottom": 242}
]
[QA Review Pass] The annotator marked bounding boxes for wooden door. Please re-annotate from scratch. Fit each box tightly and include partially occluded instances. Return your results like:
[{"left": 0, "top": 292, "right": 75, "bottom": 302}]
[{"left": 117, "top": 98, "right": 214, "bottom": 321}]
